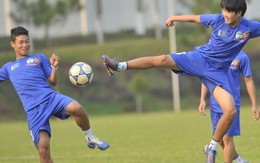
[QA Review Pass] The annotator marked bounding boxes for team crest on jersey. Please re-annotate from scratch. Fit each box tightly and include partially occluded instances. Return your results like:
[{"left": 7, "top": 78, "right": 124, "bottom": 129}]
[
  {"left": 26, "top": 57, "right": 41, "bottom": 66},
  {"left": 234, "top": 31, "right": 249, "bottom": 43},
  {"left": 230, "top": 59, "right": 240, "bottom": 70}
]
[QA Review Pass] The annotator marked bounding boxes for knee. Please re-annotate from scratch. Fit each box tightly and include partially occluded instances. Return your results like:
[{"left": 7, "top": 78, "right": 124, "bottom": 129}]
[
  {"left": 229, "top": 108, "right": 237, "bottom": 118},
  {"left": 222, "top": 136, "right": 228, "bottom": 145},
  {"left": 157, "top": 55, "right": 169, "bottom": 64},
  {"left": 225, "top": 106, "right": 236, "bottom": 118},
  {"left": 227, "top": 109, "right": 236, "bottom": 124},
  {"left": 222, "top": 135, "right": 234, "bottom": 147},
  {"left": 67, "top": 101, "right": 84, "bottom": 116},
  {"left": 38, "top": 143, "right": 51, "bottom": 161}
]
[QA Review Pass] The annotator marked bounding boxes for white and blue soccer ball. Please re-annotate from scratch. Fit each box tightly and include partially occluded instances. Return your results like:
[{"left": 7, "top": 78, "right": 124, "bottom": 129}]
[{"left": 69, "top": 62, "right": 93, "bottom": 86}]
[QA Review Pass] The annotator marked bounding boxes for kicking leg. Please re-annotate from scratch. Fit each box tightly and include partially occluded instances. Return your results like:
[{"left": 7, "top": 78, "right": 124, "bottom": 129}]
[
  {"left": 127, "top": 55, "right": 179, "bottom": 69},
  {"left": 101, "top": 54, "right": 180, "bottom": 75},
  {"left": 66, "top": 101, "right": 90, "bottom": 130},
  {"left": 66, "top": 101, "right": 109, "bottom": 150}
]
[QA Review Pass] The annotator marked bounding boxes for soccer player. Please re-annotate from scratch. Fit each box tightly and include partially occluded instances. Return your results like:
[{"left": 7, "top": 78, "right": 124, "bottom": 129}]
[
  {"left": 198, "top": 51, "right": 260, "bottom": 163},
  {"left": 0, "top": 26, "right": 109, "bottom": 163},
  {"left": 101, "top": 0, "right": 260, "bottom": 162}
]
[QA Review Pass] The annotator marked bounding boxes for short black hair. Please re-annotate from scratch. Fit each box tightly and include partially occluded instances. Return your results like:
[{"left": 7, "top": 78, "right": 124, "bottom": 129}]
[
  {"left": 10, "top": 26, "right": 29, "bottom": 41},
  {"left": 221, "top": 0, "right": 247, "bottom": 16}
]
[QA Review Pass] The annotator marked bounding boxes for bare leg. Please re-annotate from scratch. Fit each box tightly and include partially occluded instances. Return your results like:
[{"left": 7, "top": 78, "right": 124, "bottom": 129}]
[
  {"left": 38, "top": 131, "right": 53, "bottom": 163},
  {"left": 65, "top": 101, "right": 110, "bottom": 150},
  {"left": 222, "top": 135, "right": 238, "bottom": 163},
  {"left": 127, "top": 55, "right": 180, "bottom": 70},
  {"left": 66, "top": 101, "right": 90, "bottom": 130},
  {"left": 213, "top": 86, "right": 236, "bottom": 142}
]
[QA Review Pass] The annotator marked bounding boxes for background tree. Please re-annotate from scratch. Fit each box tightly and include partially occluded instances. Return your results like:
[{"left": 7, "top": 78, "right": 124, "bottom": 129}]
[
  {"left": 127, "top": 74, "right": 149, "bottom": 113},
  {"left": 11, "top": 0, "right": 81, "bottom": 48}
]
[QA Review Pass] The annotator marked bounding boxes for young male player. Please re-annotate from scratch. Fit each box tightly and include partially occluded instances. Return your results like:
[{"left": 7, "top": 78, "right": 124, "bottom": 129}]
[
  {"left": 198, "top": 51, "right": 260, "bottom": 163},
  {"left": 101, "top": 0, "right": 260, "bottom": 162},
  {"left": 0, "top": 26, "right": 109, "bottom": 163}
]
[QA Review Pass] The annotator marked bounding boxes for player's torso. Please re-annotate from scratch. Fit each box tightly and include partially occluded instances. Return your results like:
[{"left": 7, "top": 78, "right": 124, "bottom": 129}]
[
  {"left": 198, "top": 15, "right": 252, "bottom": 69},
  {"left": 7, "top": 54, "right": 54, "bottom": 110},
  {"left": 9, "top": 55, "right": 47, "bottom": 84}
]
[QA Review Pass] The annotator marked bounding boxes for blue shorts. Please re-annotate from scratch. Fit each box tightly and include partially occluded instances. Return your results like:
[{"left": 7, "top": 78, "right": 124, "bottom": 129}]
[
  {"left": 210, "top": 110, "right": 240, "bottom": 136},
  {"left": 26, "top": 93, "right": 74, "bottom": 147},
  {"left": 169, "top": 51, "right": 232, "bottom": 94}
]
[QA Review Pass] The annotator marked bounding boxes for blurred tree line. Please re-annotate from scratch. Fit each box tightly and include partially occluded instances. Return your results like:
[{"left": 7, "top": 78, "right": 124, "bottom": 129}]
[
  {"left": 11, "top": 0, "right": 81, "bottom": 48},
  {"left": 1, "top": 0, "right": 260, "bottom": 119}
]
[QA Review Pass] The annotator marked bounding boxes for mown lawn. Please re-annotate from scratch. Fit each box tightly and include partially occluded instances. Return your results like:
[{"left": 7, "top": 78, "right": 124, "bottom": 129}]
[{"left": 0, "top": 108, "right": 259, "bottom": 163}]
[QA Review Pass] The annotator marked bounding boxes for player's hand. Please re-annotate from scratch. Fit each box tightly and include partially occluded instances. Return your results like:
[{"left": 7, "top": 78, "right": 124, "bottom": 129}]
[
  {"left": 165, "top": 16, "right": 175, "bottom": 27},
  {"left": 252, "top": 106, "right": 260, "bottom": 121},
  {"left": 50, "top": 53, "right": 60, "bottom": 69},
  {"left": 198, "top": 100, "right": 206, "bottom": 116}
]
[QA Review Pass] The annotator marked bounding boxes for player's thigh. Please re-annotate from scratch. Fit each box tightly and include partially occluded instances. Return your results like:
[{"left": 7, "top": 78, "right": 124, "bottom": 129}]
[
  {"left": 213, "top": 86, "right": 235, "bottom": 113},
  {"left": 38, "top": 130, "right": 51, "bottom": 150},
  {"left": 163, "top": 55, "right": 180, "bottom": 70}
]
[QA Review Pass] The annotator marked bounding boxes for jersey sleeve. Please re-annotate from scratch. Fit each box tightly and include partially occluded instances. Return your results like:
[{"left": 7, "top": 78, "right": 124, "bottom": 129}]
[
  {"left": 40, "top": 54, "right": 52, "bottom": 78},
  {"left": 239, "top": 53, "right": 252, "bottom": 77},
  {"left": 200, "top": 14, "right": 221, "bottom": 28},
  {"left": 0, "top": 64, "right": 10, "bottom": 82},
  {"left": 249, "top": 20, "right": 260, "bottom": 38}
]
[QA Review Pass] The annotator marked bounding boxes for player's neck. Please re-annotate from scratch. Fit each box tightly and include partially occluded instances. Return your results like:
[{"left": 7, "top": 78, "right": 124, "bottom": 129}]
[
  {"left": 16, "top": 54, "right": 29, "bottom": 59},
  {"left": 230, "top": 18, "right": 242, "bottom": 28}
]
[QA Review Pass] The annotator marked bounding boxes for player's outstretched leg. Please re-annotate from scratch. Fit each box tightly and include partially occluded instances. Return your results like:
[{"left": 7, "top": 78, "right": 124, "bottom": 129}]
[{"left": 101, "top": 55, "right": 120, "bottom": 75}]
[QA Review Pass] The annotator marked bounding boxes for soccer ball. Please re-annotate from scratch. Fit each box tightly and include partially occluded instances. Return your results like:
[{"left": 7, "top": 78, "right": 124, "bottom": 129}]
[{"left": 69, "top": 62, "right": 93, "bottom": 86}]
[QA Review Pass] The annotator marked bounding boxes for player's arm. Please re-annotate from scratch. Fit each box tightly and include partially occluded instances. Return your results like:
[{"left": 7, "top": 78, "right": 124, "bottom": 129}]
[
  {"left": 48, "top": 53, "right": 59, "bottom": 86},
  {"left": 198, "top": 83, "right": 208, "bottom": 116},
  {"left": 244, "top": 76, "right": 260, "bottom": 120},
  {"left": 165, "top": 15, "right": 201, "bottom": 27}
]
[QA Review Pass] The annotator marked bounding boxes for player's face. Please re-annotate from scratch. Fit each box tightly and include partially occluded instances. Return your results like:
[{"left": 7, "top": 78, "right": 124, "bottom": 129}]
[
  {"left": 11, "top": 35, "right": 30, "bottom": 58},
  {"left": 222, "top": 9, "right": 242, "bottom": 27}
]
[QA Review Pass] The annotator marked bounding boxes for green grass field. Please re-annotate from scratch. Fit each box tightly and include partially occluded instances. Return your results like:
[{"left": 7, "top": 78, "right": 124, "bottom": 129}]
[{"left": 0, "top": 108, "right": 259, "bottom": 163}]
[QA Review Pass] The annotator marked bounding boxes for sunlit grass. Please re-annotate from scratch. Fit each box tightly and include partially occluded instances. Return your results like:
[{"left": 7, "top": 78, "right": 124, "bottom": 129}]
[{"left": 0, "top": 107, "right": 259, "bottom": 163}]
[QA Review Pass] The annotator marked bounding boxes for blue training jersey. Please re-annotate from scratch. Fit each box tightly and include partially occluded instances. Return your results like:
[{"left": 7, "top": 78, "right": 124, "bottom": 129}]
[
  {"left": 210, "top": 51, "right": 252, "bottom": 113},
  {"left": 0, "top": 53, "right": 55, "bottom": 112},
  {"left": 197, "top": 14, "right": 260, "bottom": 70}
]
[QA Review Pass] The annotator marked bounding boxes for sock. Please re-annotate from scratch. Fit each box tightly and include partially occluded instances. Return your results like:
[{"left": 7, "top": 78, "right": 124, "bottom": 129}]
[
  {"left": 207, "top": 139, "right": 219, "bottom": 151},
  {"left": 83, "top": 128, "right": 94, "bottom": 142},
  {"left": 234, "top": 155, "right": 246, "bottom": 163},
  {"left": 118, "top": 62, "right": 127, "bottom": 71}
]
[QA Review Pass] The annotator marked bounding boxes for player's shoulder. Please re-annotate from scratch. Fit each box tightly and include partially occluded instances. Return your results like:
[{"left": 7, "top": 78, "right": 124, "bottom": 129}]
[
  {"left": 0, "top": 62, "right": 15, "bottom": 72},
  {"left": 241, "top": 17, "right": 260, "bottom": 27},
  {"left": 200, "top": 13, "right": 222, "bottom": 20},
  {"left": 237, "top": 51, "right": 249, "bottom": 59},
  {"left": 235, "top": 51, "right": 250, "bottom": 67},
  {"left": 28, "top": 53, "right": 49, "bottom": 61},
  {"left": 2, "top": 61, "right": 15, "bottom": 68},
  {"left": 200, "top": 13, "right": 224, "bottom": 27}
]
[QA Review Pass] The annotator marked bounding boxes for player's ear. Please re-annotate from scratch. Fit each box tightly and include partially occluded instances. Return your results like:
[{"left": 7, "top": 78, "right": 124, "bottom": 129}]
[
  {"left": 10, "top": 41, "right": 15, "bottom": 48},
  {"left": 238, "top": 11, "right": 242, "bottom": 17}
]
